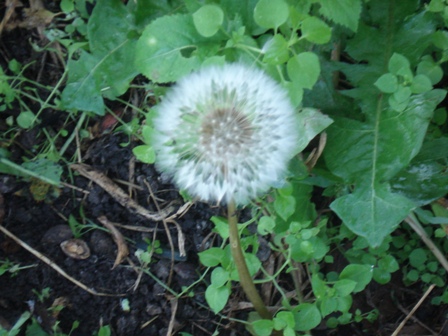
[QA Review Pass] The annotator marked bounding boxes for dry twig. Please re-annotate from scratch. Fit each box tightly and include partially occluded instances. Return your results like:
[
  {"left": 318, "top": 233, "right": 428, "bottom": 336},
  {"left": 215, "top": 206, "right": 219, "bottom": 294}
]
[{"left": 391, "top": 284, "right": 436, "bottom": 336}]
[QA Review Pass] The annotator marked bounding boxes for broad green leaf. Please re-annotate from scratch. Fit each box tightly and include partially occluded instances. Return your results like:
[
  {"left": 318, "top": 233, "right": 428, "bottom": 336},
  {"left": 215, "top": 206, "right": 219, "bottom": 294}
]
[
  {"left": 293, "top": 303, "right": 321, "bottom": 331},
  {"left": 374, "top": 73, "right": 398, "bottom": 93},
  {"left": 339, "top": 264, "right": 373, "bottom": 293},
  {"left": 391, "top": 137, "right": 448, "bottom": 206},
  {"left": 136, "top": 14, "right": 209, "bottom": 83},
  {"left": 301, "top": 17, "right": 331, "bottom": 44},
  {"left": 318, "top": 0, "right": 362, "bottom": 32},
  {"left": 193, "top": 4, "right": 224, "bottom": 37},
  {"left": 205, "top": 285, "right": 230, "bottom": 313},
  {"left": 325, "top": 90, "right": 446, "bottom": 246},
  {"left": 254, "top": 0, "right": 289, "bottom": 29},
  {"left": 346, "top": 11, "right": 435, "bottom": 66},
  {"left": 287, "top": 52, "right": 321, "bottom": 90},
  {"left": 331, "top": 183, "right": 414, "bottom": 247},
  {"left": 61, "top": 0, "right": 138, "bottom": 115}
]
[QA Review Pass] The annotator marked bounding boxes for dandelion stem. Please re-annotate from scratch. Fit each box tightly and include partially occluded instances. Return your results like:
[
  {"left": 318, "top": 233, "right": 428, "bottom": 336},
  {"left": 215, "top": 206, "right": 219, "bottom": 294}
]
[{"left": 227, "top": 199, "right": 272, "bottom": 320}]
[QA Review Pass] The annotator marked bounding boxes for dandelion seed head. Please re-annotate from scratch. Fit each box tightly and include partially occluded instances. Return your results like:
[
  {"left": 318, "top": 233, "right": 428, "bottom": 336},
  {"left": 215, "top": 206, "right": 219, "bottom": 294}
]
[{"left": 152, "top": 63, "right": 298, "bottom": 205}]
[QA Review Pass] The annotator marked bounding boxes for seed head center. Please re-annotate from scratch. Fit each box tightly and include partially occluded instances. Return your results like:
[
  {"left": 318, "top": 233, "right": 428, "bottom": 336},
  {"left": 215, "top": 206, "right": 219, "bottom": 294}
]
[{"left": 200, "top": 108, "right": 253, "bottom": 157}]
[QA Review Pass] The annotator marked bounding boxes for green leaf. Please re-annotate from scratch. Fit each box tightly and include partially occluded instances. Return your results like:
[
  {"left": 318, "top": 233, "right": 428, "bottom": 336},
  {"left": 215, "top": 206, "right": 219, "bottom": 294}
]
[
  {"left": 293, "top": 303, "right": 321, "bottom": 331},
  {"left": 136, "top": 14, "right": 209, "bottom": 83},
  {"left": 388, "top": 94, "right": 409, "bottom": 112},
  {"left": 262, "top": 34, "right": 290, "bottom": 65},
  {"left": 378, "top": 255, "right": 399, "bottom": 273},
  {"left": 417, "top": 57, "right": 443, "bottom": 85},
  {"left": 132, "top": 145, "right": 155, "bottom": 164},
  {"left": 339, "top": 264, "right": 373, "bottom": 293},
  {"left": 393, "top": 86, "right": 411, "bottom": 103},
  {"left": 211, "top": 216, "right": 229, "bottom": 239},
  {"left": 391, "top": 137, "right": 448, "bottom": 206},
  {"left": 274, "top": 194, "right": 296, "bottom": 221},
  {"left": 320, "top": 297, "right": 338, "bottom": 317},
  {"left": 325, "top": 90, "right": 446, "bottom": 246},
  {"left": 411, "top": 74, "right": 433, "bottom": 94},
  {"left": 205, "top": 285, "right": 230, "bottom": 313},
  {"left": 22, "top": 159, "right": 62, "bottom": 184},
  {"left": 334, "top": 279, "right": 357, "bottom": 297},
  {"left": 388, "top": 53, "right": 412, "bottom": 78},
  {"left": 257, "top": 216, "right": 276, "bottom": 235},
  {"left": 193, "top": 4, "right": 224, "bottom": 37},
  {"left": 254, "top": 0, "right": 289, "bottom": 29},
  {"left": 409, "top": 248, "right": 427, "bottom": 268},
  {"left": 16, "top": 111, "right": 36, "bottom": 129},
  {"left": 61, "top": 0, "right": 138, "bottom": 115},
  {"left": 301, "top": 17, "right": 332, "bottom": 44},
  {"left": 275, "top": 311, "right": 295, "bottom": 329},
  {"left": 374, "top": 73, "right": 398, "bottom": 93},
  {"left": 318, "top": 0, "right": 362, "bottom": 32},
  {"left": 210, "top": 267, "right": 229, "bottom": 287},
  {"left": 198, "top": 247, "right": 225, "bottom": 267},
  {"left": 331, "top": 184, "right": 414, "bottom": 247},
  {"left": 287, "top": 52, "right": 321, "bottom": 90},
  {"left": 252, "top": 320, "right": 273, "bottom": 336}
]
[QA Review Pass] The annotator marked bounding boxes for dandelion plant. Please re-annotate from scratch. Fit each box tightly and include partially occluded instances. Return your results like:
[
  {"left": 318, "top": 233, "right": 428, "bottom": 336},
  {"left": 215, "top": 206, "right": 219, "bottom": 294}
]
[{"left": 152, "top": 63, "right": 298, "bottom": 320}]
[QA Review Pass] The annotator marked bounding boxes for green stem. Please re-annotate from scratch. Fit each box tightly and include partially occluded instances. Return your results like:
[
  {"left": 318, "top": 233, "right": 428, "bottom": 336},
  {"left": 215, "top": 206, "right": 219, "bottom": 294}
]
[{"left": 227, "top": 200, "right": 272, "bottom": 320}]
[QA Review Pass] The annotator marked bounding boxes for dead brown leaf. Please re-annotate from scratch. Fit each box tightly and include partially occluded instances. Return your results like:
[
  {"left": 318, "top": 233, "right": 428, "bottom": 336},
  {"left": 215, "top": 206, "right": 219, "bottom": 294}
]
[{"left": 97, "top": 216, "right": 129, "bottom": 269}]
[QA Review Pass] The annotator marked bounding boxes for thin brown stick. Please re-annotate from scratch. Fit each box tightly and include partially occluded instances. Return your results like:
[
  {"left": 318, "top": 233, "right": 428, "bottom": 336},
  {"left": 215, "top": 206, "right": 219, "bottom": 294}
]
[
  {"left": 70, "top": 163, "right": 174, "bottom": 221},
  {"left": 391, "top": 284, "right": 436, "bottom": 336},
  {"left": 167, "top": 297, "right": 179, "bottom": 336},
  {"left": 394, "top": 297, "right": 438, "bottom": 335},
  {"left": 143, "top": 178, "right": 175, "bottom": 287},
  {"left": 0, "top": 224, "right": 123, "bottom": 297},
  {"left": 405, "top": 214, "right": 448, "bottom": 273}
]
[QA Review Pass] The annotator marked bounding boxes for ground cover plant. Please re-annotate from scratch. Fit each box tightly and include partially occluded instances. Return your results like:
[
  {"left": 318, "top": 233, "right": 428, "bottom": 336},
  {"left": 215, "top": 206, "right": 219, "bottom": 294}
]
[{"left": 0, "top": 0, "right": 448, "bottom": 335}]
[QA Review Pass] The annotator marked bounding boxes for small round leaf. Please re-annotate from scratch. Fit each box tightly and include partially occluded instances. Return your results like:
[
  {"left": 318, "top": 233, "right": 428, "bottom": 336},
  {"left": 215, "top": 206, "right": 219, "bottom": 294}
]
[
  {"left": 374, "top": 73, "right": 398, "bottom": 93},
  {"left": 287, "top": 52, "right": 320, "bottom": 90},
  {"left": 193, "top": 4, "right": 224, "bottom": 37},
  {"left": 254, "top": 0, "right": 289, "bottom": 29},
  {"left": 301, "top": 17, "right": 331, "bottom": 44}
]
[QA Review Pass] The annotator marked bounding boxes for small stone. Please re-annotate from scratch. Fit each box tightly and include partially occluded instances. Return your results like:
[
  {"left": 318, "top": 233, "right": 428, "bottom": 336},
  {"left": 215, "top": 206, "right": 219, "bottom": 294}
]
[{"left": 60, "top": 239, "right": 90, "bottom": 260}]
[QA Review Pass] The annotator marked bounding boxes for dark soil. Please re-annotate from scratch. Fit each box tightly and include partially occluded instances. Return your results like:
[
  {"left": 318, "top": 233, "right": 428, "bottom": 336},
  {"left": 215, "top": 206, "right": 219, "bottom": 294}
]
[{"left": 0, "top": 4, "right": 447, "bottom": 336}]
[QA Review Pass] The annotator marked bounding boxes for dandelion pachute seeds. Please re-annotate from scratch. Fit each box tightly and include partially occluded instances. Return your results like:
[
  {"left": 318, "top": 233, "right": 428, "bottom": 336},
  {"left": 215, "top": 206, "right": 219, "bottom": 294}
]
[{"left": 152, "top": 63, "right": 298, "bottom": 205}]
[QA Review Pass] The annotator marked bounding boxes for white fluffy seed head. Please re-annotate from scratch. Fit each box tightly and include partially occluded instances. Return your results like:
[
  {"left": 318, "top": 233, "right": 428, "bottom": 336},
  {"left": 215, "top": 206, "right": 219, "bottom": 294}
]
[{"left": 152, "top": 63, "right": 298, "bottom": 205}]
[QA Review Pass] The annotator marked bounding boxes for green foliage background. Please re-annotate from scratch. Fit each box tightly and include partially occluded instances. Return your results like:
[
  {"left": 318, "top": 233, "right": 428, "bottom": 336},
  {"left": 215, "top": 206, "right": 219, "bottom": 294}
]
[{"left": 1, "top": 0, "right": 448, "bottom": 333}]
